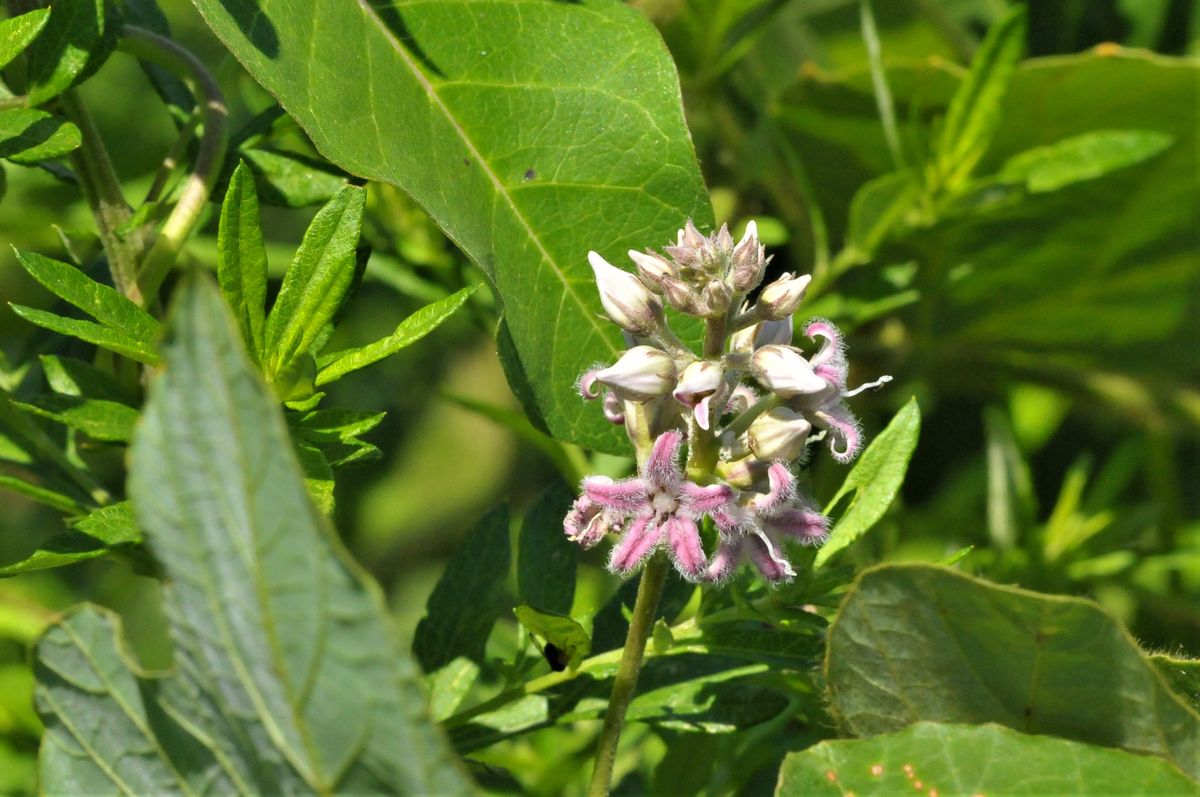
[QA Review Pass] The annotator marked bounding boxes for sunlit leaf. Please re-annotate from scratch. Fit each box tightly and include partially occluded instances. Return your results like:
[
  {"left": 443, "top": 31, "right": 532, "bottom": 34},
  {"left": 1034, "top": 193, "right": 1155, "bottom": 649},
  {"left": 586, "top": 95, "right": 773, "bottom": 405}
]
[
  {"left": 0, "top": 503, "right": 139, "bottom": 577},
  {"left": 217, "top": 161, "right": 268, "bottom": 358},
  {"left": 24, "top": 0, "right": 114, "bottom": 104},
  {"left": 0, "top": 8, "right": 50, "bottom": 69},
  {"left": 514, "top": 605, "right": 589, "bottom": 671},
  {"left": 0, "top": 110, "right": 80, "bottom": 164},
  {"left": 996, "top": 128, "right": 1173, "bottom": 193}
]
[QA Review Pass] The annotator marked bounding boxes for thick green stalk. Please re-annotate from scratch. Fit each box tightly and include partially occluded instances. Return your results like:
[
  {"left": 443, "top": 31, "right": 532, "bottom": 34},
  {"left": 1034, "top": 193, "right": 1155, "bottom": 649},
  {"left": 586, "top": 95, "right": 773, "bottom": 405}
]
[{"left": 586, "top": 554, "right": 670, "bottom": 797}]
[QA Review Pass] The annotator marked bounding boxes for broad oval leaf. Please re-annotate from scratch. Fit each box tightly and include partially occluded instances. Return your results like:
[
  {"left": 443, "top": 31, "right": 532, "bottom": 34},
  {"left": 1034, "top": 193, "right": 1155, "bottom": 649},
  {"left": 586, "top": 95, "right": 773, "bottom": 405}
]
[
  {"left": 189, "top": 0, "right": 713, "bottom": 451},
  {"left": 777, "top": 721, "right": 1198, "bottom": 796},
  {"left": 34, "top": 274, "right": 471, "bottom": 794},
  {"left": 825, "top": 564, "right": 1200, "bottom": 779}
]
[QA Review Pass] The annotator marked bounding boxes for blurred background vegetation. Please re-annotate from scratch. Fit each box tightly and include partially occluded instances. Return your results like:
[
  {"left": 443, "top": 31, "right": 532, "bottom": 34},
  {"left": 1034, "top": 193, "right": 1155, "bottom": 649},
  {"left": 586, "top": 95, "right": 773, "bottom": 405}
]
[{"left": 1, "top": 0, "right": 1197, "bottom": 792}]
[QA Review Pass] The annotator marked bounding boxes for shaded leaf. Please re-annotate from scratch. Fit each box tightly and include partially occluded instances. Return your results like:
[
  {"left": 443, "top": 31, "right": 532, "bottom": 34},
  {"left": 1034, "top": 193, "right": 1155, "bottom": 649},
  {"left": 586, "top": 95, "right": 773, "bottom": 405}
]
[
  {"left": 0, "top": 109, "right": 80, "bottom": 164},
  {"left": 428, "top": 657, "right": 481, "bottom": 722},
  {"left": 241, "top": 146, "right": 347, "bottom": 207},
  {"left": 315, "top": 284, "right": 477, "bottom": 386},
  {"left": 845, "top": 169, "right": 920, "bottom": 259},
  {"left": 996, "top": 128, "right": 1173, "bottom": 193},
  {"left": 517, "top": 480, "right": 577, "bottom": 614},
  {"left": 24, "top": 0, "right": 114, "bottom": 104},
  {"left": 825, "top": 564, "right": 1200, "bottom": 779},
  {"left": 14, "top": 395, "right": 137, "bottom": 442},
  {"left": 39, "top": 354, "right": 138, "bottom": 404},
  {"left": 815, "top": 398, "right": 920, "bottom": 567},
  {"left": 8, "top": 305, "right": 158, "bottom": 365},
  {"left": 777, "top": 721, "right": 1198, "bottom": 796},
  {"left": 413, "top": 505, "right": 511, "bottom": 673},
  {"left": 189, "top": 0, "right": 712, "bottom": 450},
  {"left": 514, "top": 606, "right": 590, "bottom": 671},
  {"left": 0, "top": 8, "right": 50, "bottom": 69},
  {"left": 0, "top": 474, "right": 85, "bottom": 514},
  {"left": 288, "top": 407, "right": 385, "bottom": 469},
  {"left": 216, "top": 161, "right": 268, "bottom": 358},
  {"left": 0, "top": 503, "right": 139, "bottom": 577}
]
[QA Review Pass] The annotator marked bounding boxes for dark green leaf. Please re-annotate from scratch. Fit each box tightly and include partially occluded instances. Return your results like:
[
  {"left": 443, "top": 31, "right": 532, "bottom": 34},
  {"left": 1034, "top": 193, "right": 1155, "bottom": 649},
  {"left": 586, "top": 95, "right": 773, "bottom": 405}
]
[
  {"left": 24, "top": 0, "right": 114, "bottom": 104},
  {"left": 188, "top": 0, "right": 712, "bottom": 450},
  {"left": 241, "top": 147, "right": 347, "bottom": 207},
  {"left": 13, "top": 395, "right": 137, "bottom": 442},
  {"left": 288, "top": 407, "right": 385, "bottom": 469},
  {"left": 217, "top": 161, "right": 268, "bottom": 358},
  {"left": 826, "top": 564, "right": 1200, "bottom": 779},
  {"left": 0, "top": 474, "right": 85, "bottom": 514},
  {"left": 8, "top": 305, "right": 159, "bottom": 365},
  {"left": 295, "top": 443, "right": 335, "bottom": 513},
  {"left": 315, "top": 284, "right": 477, "bottom": 386},
  {"left": 845, "top": 169, "right": 921, "bottom": 259},
  {"left": 815, "top": 398, "right": 920, "bottom": 567},
  {"left": 0, "top": 8, "right": 50, "bottom": 69},
  {"left": 33, "top": 273, "right": 471, "bottom": 794},
  {"left": 413, "top": 505, "right": 511, "bottom": 673},
  {"left": 777, "top": 722, "right": 1199, "bottom": 796},
  {"left": 39, "top": 354, "right": 138, "bottom": 405},
  {"left": 517, "top": 481, "right": 577, "bottom": 614},
  {"left": 514, "top": 606, "right": 589, "bottom": 670},
  {"left": 934, "top": 5, "right": 1026, "bottom": 188},
  {"left": 996, "top": 128, "right": 1173, "bottom": 193},
  {"left": 1153, "top": 654, "right": 1200, "bottom": 713},
  {"left": 0, "top": 503, "right": 139, "bottom": 577},
  {"left": 0, "top": 109, "right": 81, "bottom": 164}
]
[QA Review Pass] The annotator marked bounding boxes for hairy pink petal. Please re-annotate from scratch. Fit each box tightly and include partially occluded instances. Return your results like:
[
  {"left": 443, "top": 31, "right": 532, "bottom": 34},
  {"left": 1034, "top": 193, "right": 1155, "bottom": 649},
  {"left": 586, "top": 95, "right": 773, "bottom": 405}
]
[
  {"left": 680, "top": 481, "right": 735, "bottom": 514},
  {"left": 816, "top": 404, "right": 861, "bottom": 463},
  {"left": 748, "top": 462, "right": 795, "bottom": 514},
  {"left": 602, "top": 391, "right": 625, "bottom": 425},
  {"left": 747, "top": 531, "right": 795, "bottom": 583},
  {"left": 665, "top": 516, "right": 707, "bottom": 580},
  {"left": 643, "top": 429, "right": 684, "bottom": 489},
  {"left": 705, "top": 538, "right": 743, "bottom": 583},
  {"left": 805, "top": 318, "right": 847, "bottom": 388},
  {"left": 577, "top": 367, "right": 604, "bottom": 399},
  {"left": 608, "top": 515, "right": 663, "bottom": 574},
  {"left": 768, "top": 508, "right": 829, "bottom": 544},
  {"left": 710, "top": 505, "right": 746, "bottom": 534},
  {"left": 583, "top": 476, "right": 648, "bottom": 511}
]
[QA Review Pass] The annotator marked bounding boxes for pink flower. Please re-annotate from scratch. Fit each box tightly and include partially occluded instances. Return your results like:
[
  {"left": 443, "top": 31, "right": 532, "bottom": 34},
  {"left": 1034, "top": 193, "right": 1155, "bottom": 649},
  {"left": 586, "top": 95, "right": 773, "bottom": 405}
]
[{"left": 567, "top": 430, "right": 740, "bottom": 581}]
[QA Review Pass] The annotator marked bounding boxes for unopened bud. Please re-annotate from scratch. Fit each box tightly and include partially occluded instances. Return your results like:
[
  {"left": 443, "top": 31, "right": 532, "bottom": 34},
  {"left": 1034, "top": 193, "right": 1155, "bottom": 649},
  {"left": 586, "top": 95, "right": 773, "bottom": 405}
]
[
  {"left": 748, "top": 406, "right": 813, "bottom": 461},
  {"left": 757, "top": 273, "right": 811, "bottom": 321},
  {"left": 628, "top": 250, "right": 674, "bottom": 290},
  {"left": 751, "top": 344, "right": 828, "bottom": 397},
  {"left": 730, "top": 221, "right": 767, "bottom": 292},
  {"left": 660, "top": 275, "right": 703, "bottom": 316},
  {"left": 595, "top": 345, "right": 676, "bottom": 401},
  {"left": 673, "top": 360, "right": 723, "bottom": 429},
  {"left": 732, "top": 317, "right": 793, "bottom": 353},
  {"left": 588, "top": 251, "right": 664, "bottom": 336},
  {"left": 702, "top": 279, "right": 732, "bottom": 316}
]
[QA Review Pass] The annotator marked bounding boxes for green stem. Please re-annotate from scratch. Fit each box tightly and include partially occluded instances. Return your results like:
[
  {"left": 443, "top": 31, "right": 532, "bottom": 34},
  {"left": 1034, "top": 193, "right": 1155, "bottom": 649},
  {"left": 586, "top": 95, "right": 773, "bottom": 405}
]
[
  {"left": 58, "top": 90, "right": 142, "bottom": 305},
  {"left": 587, "top": 554, "right": 670, "bottom": 797},
  {"left": 118, "top": 25, "right": 228, "bottom": 301}
]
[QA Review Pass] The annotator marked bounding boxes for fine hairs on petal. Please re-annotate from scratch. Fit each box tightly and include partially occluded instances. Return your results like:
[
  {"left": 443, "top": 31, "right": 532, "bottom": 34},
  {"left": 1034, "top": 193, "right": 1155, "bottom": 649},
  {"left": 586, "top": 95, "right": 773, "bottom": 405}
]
[
  {"left": 608, "top": 515, "right": 662, "bottom": 573},
  {"left": 665, "top": 516, "right": 708, "bottom": 581},
  {"left": 804, "top": 318, "right": 848, "bottom": 387},
  {"left": 577, "top": 365, "right": 607, "bottom": 399}
]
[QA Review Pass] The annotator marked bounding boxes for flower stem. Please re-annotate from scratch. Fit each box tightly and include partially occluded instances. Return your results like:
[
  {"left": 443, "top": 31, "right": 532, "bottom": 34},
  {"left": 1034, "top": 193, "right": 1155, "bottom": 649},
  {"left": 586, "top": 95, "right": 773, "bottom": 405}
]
[{"left": 587, "top": 554, "right": 670, "bottom": 797}]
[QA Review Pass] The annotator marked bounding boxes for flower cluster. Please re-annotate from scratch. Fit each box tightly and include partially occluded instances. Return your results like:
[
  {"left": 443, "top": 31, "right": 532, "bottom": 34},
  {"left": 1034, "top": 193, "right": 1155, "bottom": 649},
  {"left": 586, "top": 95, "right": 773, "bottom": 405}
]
[{"left": 565, "top": 221, "right": 889, "bottom": 584}]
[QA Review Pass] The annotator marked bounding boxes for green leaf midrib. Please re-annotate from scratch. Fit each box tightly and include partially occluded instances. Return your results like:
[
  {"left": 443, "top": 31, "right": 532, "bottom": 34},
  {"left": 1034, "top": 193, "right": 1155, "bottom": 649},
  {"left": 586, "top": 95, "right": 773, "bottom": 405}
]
[{"left": 348, "top": 0, "right": 621, "bottom": 362}]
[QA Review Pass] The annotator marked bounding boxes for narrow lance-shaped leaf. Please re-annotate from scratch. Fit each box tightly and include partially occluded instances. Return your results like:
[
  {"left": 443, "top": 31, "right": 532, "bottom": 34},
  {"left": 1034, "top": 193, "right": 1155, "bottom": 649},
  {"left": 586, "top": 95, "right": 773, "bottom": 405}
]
[
  {"left": 217, "top": 161, "right": 269, "bottom": 358},
  {"left": 39, "top": 354, "right": 138, "bottom": 405},
  {"left": 7, "top": 305, "right": 159, "bottom": 365},
  {"left": 12, "top": 395, "right": 138, "bottom": 443},
  {"left": 0, "top": 8, "right": 50, "bottom": 69},
  {"left": 825, "top": 563, "right": 1200, "bottom": 779},
  {"left": 815, "top": 398, "right": 920, "bottom": 567},
  {"left": 35, "top": 273, "right": 472, "bottom": 794},
  {"left": 777, "top": 722, "right": 1199, "bottom": 797},
  {"left": 0, "top": 110, "right": 81, "bottom": 164},
  {"left": 0, "top": 503, "right": 139, "bottom": 577},
  {"left": 188, "top": 0, "right": 713, "bottom": 451},
  {"left": 996, "top": 128, "right": 1174, "bottom": 193}
]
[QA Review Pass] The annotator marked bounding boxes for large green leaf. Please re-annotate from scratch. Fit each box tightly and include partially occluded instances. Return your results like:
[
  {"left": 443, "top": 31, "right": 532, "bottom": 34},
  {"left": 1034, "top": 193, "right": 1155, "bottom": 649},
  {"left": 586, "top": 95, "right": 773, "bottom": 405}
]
[
  {"left": 825, "top": 564, "right": 1200, "bottom": 779},
  {"left": 777, "top": 722, "right": 1198, "bottom": 796},
  {"left": 517, "top": 480, "right": 577, "bottom": 615},
  {"left": 34, "top": 274, "right": 471, "bottom": 794},
  {"left": 189, "top": 0, "right": 712, "bottom": 450}
]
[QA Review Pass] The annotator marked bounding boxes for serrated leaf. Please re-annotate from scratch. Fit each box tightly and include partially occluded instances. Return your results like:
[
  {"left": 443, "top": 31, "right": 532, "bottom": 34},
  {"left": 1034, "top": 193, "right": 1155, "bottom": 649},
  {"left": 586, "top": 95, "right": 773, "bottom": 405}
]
[
  {"left": 24, "top": 0, "right": 114, "bottom": 104},
  {"left": 217, "top": 161, "right": 268, "bottom": 358},
  {"left": 934, "top": 6, "right": 1026, "bottom": 188},
  {"left": 39, "top": 354, "right": 138, "bottom": 404},
  {"left": 315, "top": 284, "right": 477, "bottom": 386},
  {"left": 413, "top": 506, "right": 511, "bottom": 673},
  {"left": 14, "top": 395, "right": 137, "bottom": 442},
  {"left": 514, "top": 606, "right": 589, "bottom": 670},
  {"left": 263, "top": 185, "right": 365, "bottom": 379},
  {"left": 188, "top": 0, "right": 712, "bottom": 451},
  {"left": 34, "top": 273, "right": 471, "bottom": 794},
  {"left": 0, "top": 8, "right": 50, "bottom": 69},
  {"left": 0, "top": 503, "right": 139, "bottom": 577},
  {"left": 777, "top": 721, "right": 1198, "bottom": 796},
  {"left": 996, "top": 128, "right": 1174, "bottom": 193},
  {"left": 8, "top": 305, "right": 159, "bottom": 365},
  {"left": 825, "top": 564, "right": 1200, "bottom": 779},
  {"left": 517, "top": 481, "right": 577, "bottom": 615},
  {"left": 0, "top": 109, "right": 81, "bottom": 164},
  {"left": 13, "top": 250, "right": 159, "bottom": 342},
  {"left": 815, "top": 398, "right": 920, "bottom": 567}
]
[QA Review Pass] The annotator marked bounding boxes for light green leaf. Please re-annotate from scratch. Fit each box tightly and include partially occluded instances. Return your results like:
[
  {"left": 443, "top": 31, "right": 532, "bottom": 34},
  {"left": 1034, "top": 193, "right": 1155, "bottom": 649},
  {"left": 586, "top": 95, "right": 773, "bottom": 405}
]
[
  {"left": 13, "top": 395, "right": 137, "bottom": 442},
  {"left": 241, "top": 147, "right": 347, "bottom": 207},
  {"left": 13, "top": 250, "right": 159, "bottom": 342},
  {"left": 39, "top": 354, "right": 138, "bottom": 404},
  {"left": 0, "top": 109, "right": 81, "bottom": 164},
  {"left": 984, "top": 404, "right": 1036, "bottom": 550},
  {"left": 288, "top": 407, "right": 386, "bottom": 469},
  {"left": 845, "top": 169, "right": 921, "bottom": 259},
  {"left": 428, "top": 657, "right": 481, "bottom": 722},
  {"left": 0, "top": 503, "right": 139, "bottom": 577},
  {"left": 34, "top": 273, "right": 471, "bottom": 794},
  {"left": 517, "top": 481, "right": 577, "bottom": 615},
  {"left": 315, "top": 284, "right": 477, "bottom": 386},
  {"left": 825, "top": 564, "right": 1200, "bottom": 779},
  {"left": 263, "top": 185, "right": 365, "bottom": 379},
  {"left": 216, "top": 161, "right": 268, "bottom": 358},
  {"left": 188, "top": 0, "right": 712, "bottom": 451},
  {"left": 413, "top": 506, "right": 511, "bottom": 673},
  {"left": 815, "top": 398, "right": 920, "bottom": 567},
  {"left": 0, "top": 8, "right": 50, "bottom": 69},
  {"left": 24, "top": 0, "right": 113, "bottom": 104},
  {"left": 8, "top": 305, "right": 159, "bottom": 365},
  {"left": 934, "top": 5, "right": 1026, "bottom": 188},
  {"left": 996, "top": 128, "right": 1174, "bottom": 193},
  {"left": 514, "top": 606, "right": 590, "bottom": 671},
  {"left": 295, "top": 443, "right": 335, "bottom": 514},
  {"left": 777, "top": 721, "right": 1198, "bottom": 796},
  {"left": 0, "top": 474, "right": 84, "bottom": 514}
]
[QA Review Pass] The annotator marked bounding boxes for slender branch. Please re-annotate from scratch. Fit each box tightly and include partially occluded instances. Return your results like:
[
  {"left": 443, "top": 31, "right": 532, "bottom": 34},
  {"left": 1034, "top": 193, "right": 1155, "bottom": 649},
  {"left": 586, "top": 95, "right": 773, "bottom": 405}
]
[
  {"left": 860, "top": 0, "right": 907, "bottom": 171},
  {"left": 0, "top": 94, "right": 28, "bottom": 110},
  {"left": 144, "top": 111, "right": 198, "bottom": 204},
  {"left": 587, "top": 554, "right": 670, "bottom": 797},
  {"left": 117, "top": 25, "right": 228, "bottom": 301}
]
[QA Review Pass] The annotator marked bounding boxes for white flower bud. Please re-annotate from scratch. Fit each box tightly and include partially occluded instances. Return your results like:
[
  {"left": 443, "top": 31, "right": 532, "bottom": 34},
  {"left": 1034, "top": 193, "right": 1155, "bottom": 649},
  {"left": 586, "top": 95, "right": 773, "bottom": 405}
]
[
  {"left": 732, "top": 317, "right": 793, "bottom": 353},
  {"left": 756, "top": 273, "right": 812, "bottom": 321},
  {"left": 588, "top": 251, "right": 664, "bottom": 336},
  {"left": 748, "top": 406, "right": 812, "bottom": 461},
  {"left": 595, "top": 345, "right": 677, "bottom": 401},
  {"left": 730, "top": 221, "right": 767, "bottom": 292},
  {"left": 751, "top": 344, "right": 828, "bottom": 397},
  {"left": 628, "top": 250, "right": 674, "bottom": 290}
]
